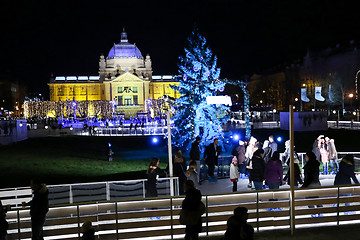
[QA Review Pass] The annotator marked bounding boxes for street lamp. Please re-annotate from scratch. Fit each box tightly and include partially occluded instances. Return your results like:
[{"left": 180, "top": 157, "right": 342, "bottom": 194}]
[{"left": 162, "top": 95, "right": 175, "bottom": 196}]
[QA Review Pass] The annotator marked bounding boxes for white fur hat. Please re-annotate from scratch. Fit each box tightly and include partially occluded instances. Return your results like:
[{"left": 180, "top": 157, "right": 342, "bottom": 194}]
[{"left": 239, "top": 140, "right": 244, "bottom": 145}]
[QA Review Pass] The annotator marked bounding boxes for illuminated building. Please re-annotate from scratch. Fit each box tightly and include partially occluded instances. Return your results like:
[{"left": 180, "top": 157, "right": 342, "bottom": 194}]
[{"left": 48, "top": 29, "right": 179, "bottom": 117}]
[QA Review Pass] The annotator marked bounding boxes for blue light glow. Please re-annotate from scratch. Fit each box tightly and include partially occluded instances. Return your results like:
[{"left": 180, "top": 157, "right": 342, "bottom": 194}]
[
  {"left": 277, "top": 137, "right": 282, "bottom": 142},
  {"left": 152, "top": 137, "right": 159, "bottom": 144},
  {"left": 108, "top": 142, "right": 112, "bottom": 148},
  {"left": 233, "top": 134, "right": 240, "bottom": 141}
]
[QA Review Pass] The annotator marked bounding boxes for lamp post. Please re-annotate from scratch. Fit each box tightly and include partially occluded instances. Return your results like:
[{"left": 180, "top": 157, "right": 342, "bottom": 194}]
[{"left": 162, "top": 95, "right": 175, "bottom": 196}]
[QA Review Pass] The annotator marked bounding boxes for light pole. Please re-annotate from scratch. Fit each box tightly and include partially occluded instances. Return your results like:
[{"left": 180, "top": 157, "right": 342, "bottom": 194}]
[{"left": 162, "top": 95, "right": 175, "bottom": 196}]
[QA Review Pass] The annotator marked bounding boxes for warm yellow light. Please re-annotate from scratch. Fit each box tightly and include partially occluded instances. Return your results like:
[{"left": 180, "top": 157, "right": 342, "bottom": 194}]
[
  {"left": 295, "top": 98, "right": 298, "bottom": 101},
  {"left": 349, "top": 93, "right": 354, "bottom": 98},
  {"left": 302, "top": 84, "right": 306, "bottom": 87}
]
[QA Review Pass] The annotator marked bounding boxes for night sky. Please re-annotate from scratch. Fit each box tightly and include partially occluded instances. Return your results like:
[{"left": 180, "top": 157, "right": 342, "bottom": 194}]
[{"left": 2, "top": 0, "right": 360, "bottom": 98}]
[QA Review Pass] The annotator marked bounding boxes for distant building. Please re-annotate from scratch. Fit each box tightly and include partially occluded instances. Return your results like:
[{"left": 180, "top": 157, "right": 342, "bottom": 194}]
[
  {"left": 248, "top": 41, "right": 360, "bottom": 112},
  {"left": 0, "top": 76, "right": 26, "bottom": 117},
  {"left": 48, "top": 29, "right": 180, "bottom": 117}
]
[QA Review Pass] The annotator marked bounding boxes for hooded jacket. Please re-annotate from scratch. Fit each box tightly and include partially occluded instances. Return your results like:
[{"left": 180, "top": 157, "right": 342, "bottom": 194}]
[{"left": 334, "top": 160, "right": 359, "bottom": 185}]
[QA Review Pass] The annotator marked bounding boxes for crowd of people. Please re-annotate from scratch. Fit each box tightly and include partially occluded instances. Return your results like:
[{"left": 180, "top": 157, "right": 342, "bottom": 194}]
[{"left": 1, "top": 134, "right": 359, "bottom": 240}]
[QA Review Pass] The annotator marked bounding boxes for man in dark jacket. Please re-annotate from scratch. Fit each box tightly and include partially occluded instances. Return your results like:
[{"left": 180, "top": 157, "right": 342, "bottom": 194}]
[
  {"left": 250, "top": 149, "right": 265, "bottom": 190},
  {"left": 23, "top": 179, "right": 49, "bottom": 240},
  {"left": 203, "top": 139, "right": 222, "bottom": 182},
  {"left": 190, "top": 136, "right": 201, "bottom": 161}
]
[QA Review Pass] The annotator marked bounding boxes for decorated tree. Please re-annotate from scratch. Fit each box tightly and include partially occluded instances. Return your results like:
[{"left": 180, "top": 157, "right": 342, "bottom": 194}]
[{"left": 170, "top": 29, "right": 229, "bottom": 149}]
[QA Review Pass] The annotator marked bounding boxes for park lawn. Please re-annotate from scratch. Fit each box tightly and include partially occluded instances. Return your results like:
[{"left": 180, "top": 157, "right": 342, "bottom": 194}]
[{"left": 0, "top": 136, "right": 169, "bottom": 188}]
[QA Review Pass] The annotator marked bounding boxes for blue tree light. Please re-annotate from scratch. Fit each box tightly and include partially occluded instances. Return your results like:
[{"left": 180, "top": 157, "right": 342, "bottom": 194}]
[
  {"left": 277, "top": 136, "right": 283, "bottom": 142},
  {"left": 152, "top": 137, "right": 159, "bottom": 144},
  {"left": 233, "top": 134, "right": 240, "bottom": 141},
  {"left": 170, "top": 28, "right": 230, "bottom": 148}
]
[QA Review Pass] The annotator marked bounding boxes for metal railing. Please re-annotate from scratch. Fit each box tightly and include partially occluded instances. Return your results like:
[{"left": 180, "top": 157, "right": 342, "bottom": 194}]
[
  {"left": 0, "top": 177, "right": 179, "bottom": 208},
  {"left": 5, "top": 185, "right": 360, "bottom": 240}
]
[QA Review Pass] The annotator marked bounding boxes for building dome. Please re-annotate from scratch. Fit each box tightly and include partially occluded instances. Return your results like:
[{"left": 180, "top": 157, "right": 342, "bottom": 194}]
[{"left": 107, "top": 29, "right": 143, "bottom": 59}]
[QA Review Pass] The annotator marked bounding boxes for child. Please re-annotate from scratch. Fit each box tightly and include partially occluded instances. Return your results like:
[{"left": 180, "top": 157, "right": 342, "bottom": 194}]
[
  {"left": 186, "top": 161, "right": 199, "bottom": 189},
  {"left": 230, "top": 156, "right": 239, "bottom": 192}
]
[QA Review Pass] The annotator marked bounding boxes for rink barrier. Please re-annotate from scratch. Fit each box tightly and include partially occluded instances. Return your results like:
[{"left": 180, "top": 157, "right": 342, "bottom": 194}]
[
  {"left": 0, "top": 177, "right": 179, "bottom": 208},
  {"left": 4, "top": 184, "right": 360, "bottom": 240}
]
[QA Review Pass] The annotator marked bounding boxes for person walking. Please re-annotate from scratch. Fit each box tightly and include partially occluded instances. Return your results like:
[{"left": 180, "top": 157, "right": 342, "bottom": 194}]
[
  {"left": 326, "top": 137, "right": 339, "bottom": 174},
  {"left": 186, "top": 161, "right": 199, "bottom": 189},
  {"left": 262, "top": 140, "right": 272, "bottom": 164},
  {"left": 334, "top": 154, "right": 359, "bottom": 209},
  {"left": 245, "top": 137, "right": 258, "bottom": 188},
  {"left": 173, "top": 149, "right": 187, "bottom": 195},
  {"left": 250, "top": 149, "right": 265, "bottom": 190},
  {"left": 319, "top": 139, "right": 329, "bottom": 174},
  {"left": 229, "top": 156, "right": 239, "bottom": 192},
  {"left": 301, "top": 152, "right": 322, "bottom": 217},
  {"left": 22, "top": 179, "right": 49, "bottom": 240},
  {"left": 312, "top": 135, "right": 324, "bottom": 162},
  {"left": 264, "top": 151, "right": 283, "bottom": 189},
  {"left": 146, "top": 158, "right": 167, "bottom": 197},
  {"left": 264, "top": 151, "right": 283, "bottom": 210},
  {"left": 334, "top": 154, "right": 359, "bottom": 185},
  {"left": 204, "top": 139, "right": 222, "bottom": 182},
  {"left": 268, "top": 135, "right": 278, "bottom": 157},
  {"left": 224, "top": 207, "right": 254, "bottom": 240},
  {"left": 181, "top": 180, "right": 204, "bottom": 240},
  {"left": 190, "top": 136, "right": 201, "bottom": 183},
  {"left": 232, "top": 140, "right": 246, "bottom": 179},
  {"left": 283, "top": 158, "right": 303, "bottom": 188}
]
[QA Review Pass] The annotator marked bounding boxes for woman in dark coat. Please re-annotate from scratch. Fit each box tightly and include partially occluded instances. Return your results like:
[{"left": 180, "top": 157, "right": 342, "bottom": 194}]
[
  {"left": 334, "top": 154, "right": 359, "bottom": 185},
  {"left": 146, "top": 157, "right": 166, "bottom": 197},
  {"left": 283, "top": 158, "right": 303, "bottom": 187},
  {"left": 250, "top": 149, "right": 265, "bottom": 190},
  {"left": 301, "top": 151, "right": 322, "bottom": 215},
  {"left": 182, "top": 180, "right": 203, "bottom": 240}
]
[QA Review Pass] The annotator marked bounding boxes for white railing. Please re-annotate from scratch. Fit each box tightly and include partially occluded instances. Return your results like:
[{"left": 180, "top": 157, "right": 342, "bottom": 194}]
[
  {"left": 0, "top": 177, "right": 179, "bottom": 208},
  {"left": 5, "top": 185, "right": 360, "bottom": 240}
]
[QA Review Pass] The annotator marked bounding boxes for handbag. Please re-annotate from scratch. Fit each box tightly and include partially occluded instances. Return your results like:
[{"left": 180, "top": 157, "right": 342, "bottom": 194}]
[{"left": 179, "top": 201, "right": 205, "bottom": 225}]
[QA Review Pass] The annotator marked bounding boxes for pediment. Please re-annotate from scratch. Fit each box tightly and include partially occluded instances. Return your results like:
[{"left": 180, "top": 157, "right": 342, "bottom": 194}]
[{"left": 111, "top": 72, "right": 144, "bottom": 82}]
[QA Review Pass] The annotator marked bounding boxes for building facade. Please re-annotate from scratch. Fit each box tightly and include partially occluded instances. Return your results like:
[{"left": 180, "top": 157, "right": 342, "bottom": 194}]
[{"left": 48, "top": 30, "right": 179, "bottom": 117}]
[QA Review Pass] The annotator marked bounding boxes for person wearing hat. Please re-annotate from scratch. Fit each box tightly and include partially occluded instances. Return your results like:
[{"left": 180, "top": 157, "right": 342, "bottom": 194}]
[{"left": 224, "top": 207, "right": 254, "bottom": 240}]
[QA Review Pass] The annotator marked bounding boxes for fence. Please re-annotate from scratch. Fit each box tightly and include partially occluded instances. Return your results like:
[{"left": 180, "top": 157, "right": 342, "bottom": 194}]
[
  {"left": 5, "top": 185, "right": 360, "bottom": 240},
  {"left": 0, "top": 178, "right": 179, "bottom": 209}
]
